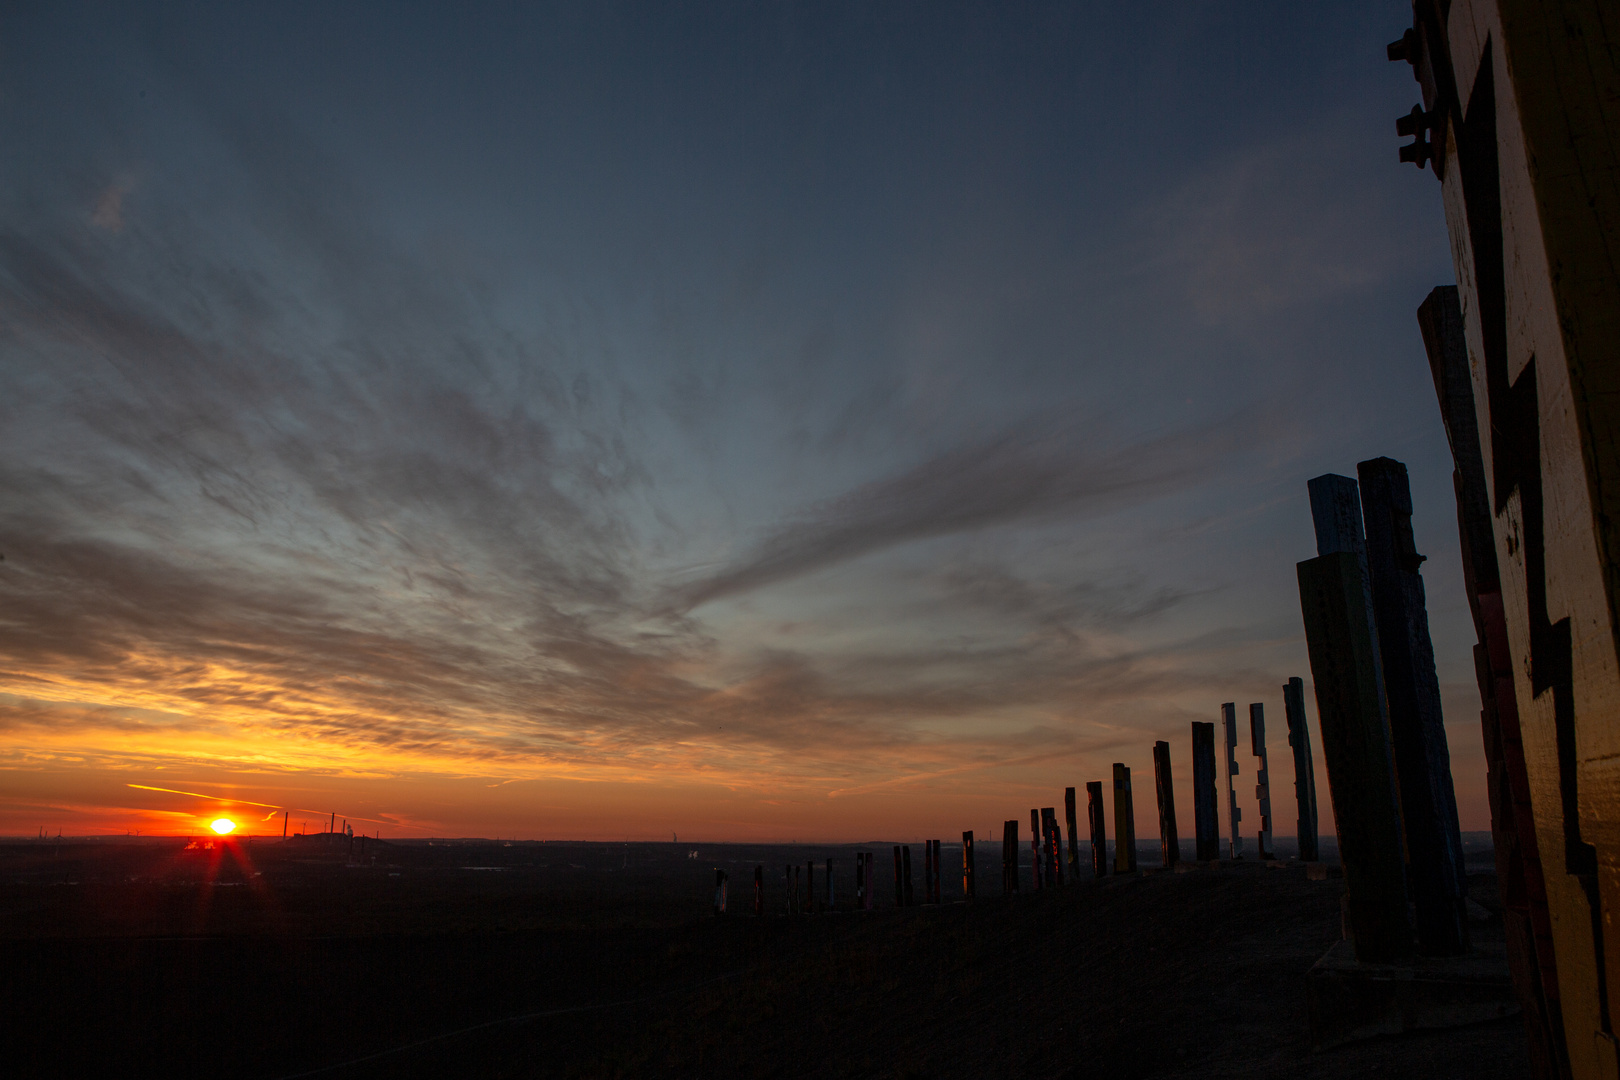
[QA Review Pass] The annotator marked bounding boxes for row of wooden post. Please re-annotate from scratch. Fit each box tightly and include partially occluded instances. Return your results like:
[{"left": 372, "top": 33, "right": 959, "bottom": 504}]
[{"left": 715, "top": 686, "right": 1325, "bottom": 914}]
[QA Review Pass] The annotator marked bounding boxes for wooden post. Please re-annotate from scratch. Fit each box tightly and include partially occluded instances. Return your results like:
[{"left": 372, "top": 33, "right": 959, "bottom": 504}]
[
  {"left": 856, "top": 852, "right": 865, "bottom": 909},
  {"left": 1250, "top": 704, "right": 1274, "bottom": 860},
  {"left": 826, "top": 858, "right": 833, "bottom": 911},
  {"left": 1192, "top": 722, "right": 1219, "bottom": 861},
  {"left": 1298, "top": 548, "right": 1412, "bottom": 961},
  {"left": 1359, "top": 456, "right": 1469, "bottom": 956},
  {"left": 1002, "top": 819, "right": 1019, "bottom": 894},
  {"left": 902, "top": 845, "right": 914, "bottom": 907},
  {"left": 282, "top": 812, "right": 287, "bottom": 838},
  {"left": 807, "top": 860, "right": 816, "bottom": 914},
  {"left": 1420, "top": 285, "right": 1560, "bottom": 1053},
  {"left": 1040, "top": 808, "right": 1062, "bottom": 886},
  {"left": 931, "top": 839, "right": 942, "bottom": 902},
  {"left": 754, "top": 865, "right": 763, "bottom": 916},
  {"left": 865, "top": 851, "right": 875, "bottom": 909},
  {"left": 714, "top": 868, "right": 728, "bottom": 915},
  {"left": 1028, "top": 810, "right": 1042, "bottom": 890},
  {"left": 922, "top": 840, "right": 933, "bottom": 904},
  {"left": 892, "top": 846, "right": 903, "bottom": 908},
  {"left": 1222, "top": 704, "right": 1242, "bottom": 859},
  {"left": 1153, "top": 740, "right": 1180, "bottom": 868},
  {"left": 1113, "top": 764, "right": 1137, "bottom": 873},
  {"left": 962, "top": 831, "right": 976, "bottom": 899},
  {"left": 1064, "top": 787, "right": 1080, "bottom": 880},
  {"left": 1087, "top": 781, "right": 1108, "bottom": 877},
  {"left": 1283, "top": 677, "right": 1320, "bottom": 861}
]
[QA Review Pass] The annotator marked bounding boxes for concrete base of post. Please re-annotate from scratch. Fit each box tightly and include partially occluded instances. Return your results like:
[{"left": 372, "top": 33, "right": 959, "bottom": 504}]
[{"left": 1305, "top": 940, "right": 1517, "bottom": 1051}]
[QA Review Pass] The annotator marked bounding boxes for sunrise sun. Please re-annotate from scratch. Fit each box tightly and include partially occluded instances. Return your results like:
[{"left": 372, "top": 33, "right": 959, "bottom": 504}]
[{"left": 210, "top": 818, "right": 236, "bottom": 835}]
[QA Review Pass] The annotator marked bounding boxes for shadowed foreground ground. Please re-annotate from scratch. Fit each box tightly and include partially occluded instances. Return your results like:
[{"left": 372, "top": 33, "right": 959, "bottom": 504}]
[{"left": 2, "top": 840, "right": 1525, "bottom": 1078}]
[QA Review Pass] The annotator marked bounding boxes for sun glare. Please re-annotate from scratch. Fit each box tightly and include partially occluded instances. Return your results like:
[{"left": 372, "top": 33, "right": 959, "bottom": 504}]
[{"left": 210, "top": 818, "right": 236, "bottom": 835}]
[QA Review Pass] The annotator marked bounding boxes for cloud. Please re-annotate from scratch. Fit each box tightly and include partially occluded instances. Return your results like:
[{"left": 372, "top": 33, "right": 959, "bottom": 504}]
[
  {"left": 672, "top": 415, "right": 1256, "bottom": 611},
  {"left": 90, "top": 179, "right": 132, "bottom": 232}
]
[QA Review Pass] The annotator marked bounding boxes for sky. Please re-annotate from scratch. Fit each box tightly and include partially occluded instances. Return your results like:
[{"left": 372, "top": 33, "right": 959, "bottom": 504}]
[{"left": 0, "top": 2, "right": 1474, "bottom": 842}]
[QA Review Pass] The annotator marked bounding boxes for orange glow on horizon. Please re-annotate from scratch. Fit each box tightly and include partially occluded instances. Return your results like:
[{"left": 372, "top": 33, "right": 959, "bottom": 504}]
[{"left": 210, "top": 818, "right": 236, "bottom": 835}]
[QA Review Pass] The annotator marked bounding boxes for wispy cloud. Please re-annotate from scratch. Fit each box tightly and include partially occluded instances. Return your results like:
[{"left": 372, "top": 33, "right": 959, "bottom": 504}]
[{"left": 672, "top": 416, "right": 1257, "bottom": 611}]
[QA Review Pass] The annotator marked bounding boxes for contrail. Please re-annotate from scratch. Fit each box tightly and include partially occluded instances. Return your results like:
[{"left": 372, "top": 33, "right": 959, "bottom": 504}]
[{"left": 125, "top": 784, "right": 427, "bottom": 830}]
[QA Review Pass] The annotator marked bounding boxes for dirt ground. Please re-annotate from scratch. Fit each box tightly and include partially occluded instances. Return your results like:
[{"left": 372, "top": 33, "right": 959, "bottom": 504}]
[{"left": 1, "top": 839, "right": 1527, "bottom": 1079}]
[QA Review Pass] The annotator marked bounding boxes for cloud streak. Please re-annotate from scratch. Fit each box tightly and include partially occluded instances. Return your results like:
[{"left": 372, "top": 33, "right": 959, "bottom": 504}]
[{"left": 673, "top": 416, "right": 1256, "bottom": 611}]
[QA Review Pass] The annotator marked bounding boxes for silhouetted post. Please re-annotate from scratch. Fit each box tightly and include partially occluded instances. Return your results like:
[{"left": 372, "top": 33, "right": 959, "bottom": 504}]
[
  {"left": 1113, "top": 764, "right": 1137, "bottom": 873},
  {"left": 865, "top": 852, "right": 875, "bottom": 909},
  {"left": 826, "top": 858, "right": 833, "bottom": 910},
  {"left": 893, "top": 847, "right": 903, "bottom": 907},
  {"left": 1284, "top": 677, "right": 1320, "bottom": 861},
  {"left": 1064, "top": 787, "right": 1080, "bottom": 879},
  {"left": 1039, "top": 808, "right": 1061, "bottom": 886},
  {"left": 1192, "top": 722, "right": 1219, "bottom": 861},
  {"left": 282, "top": 812, "right": 287, "bottom": 838},
  {"left": 1087, "top": 782, "right": 1108, "bottom": 878},
  {"left": 1028, "top": 810, "right": 1042, "bottom": 890},
  {"left": 714, "top": 869, "right": 728, "bottom": 915},
  {"left": 807, "top": 861, "right": 816, "bottom": 913},
  {"left": 924, "top": 840, "right": 935, "bottom": 903},
  {"left": 931, "top": 839, "right": 942, "bottom": 902},
  {"left": 1221, "top": 704, "right": 1242, "bottom": 859},
  {"left": 902, "top": 845, "right": 914, "bottom": 906},
  {"left": 1153, "top": 740, "right": 1180, "bottom": 868},
  {"left": 1359, "top": 456, "right": 1469, "bottom": 956},
  {"left": 997, "top": 819, "right": 1010, "bottom": 893},
  {"left": 754, "top": 865, "right": 764, "bottom": 916},
  {"left": 963, "top": 831, "right": 976, "bottom": 899},
  {"left": 1298, "top": 491, "right": 1411, "bottom": 961},
  {"left": 1250, "top": 704, "right": 1274, "bottom": 860}
]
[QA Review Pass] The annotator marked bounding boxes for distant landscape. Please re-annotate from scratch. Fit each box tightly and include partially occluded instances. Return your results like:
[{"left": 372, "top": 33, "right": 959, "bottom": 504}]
[{"left": 5, "top": 836, "right": 1519, "bottom": 1078}]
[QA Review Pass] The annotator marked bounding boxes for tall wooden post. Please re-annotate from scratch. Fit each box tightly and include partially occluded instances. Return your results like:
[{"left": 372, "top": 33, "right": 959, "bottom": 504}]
[
  {"left": 1192, "top": 722, "right": 1219, "bottom": 861},
  {"left": 893, "top": 846, "right": 904, "bottom": 907},
  {"left": 1359, "top": 456, "right": 1469, "bottom": 956},
  {"left": 856, "top": 851, "right": 865, "bottom": 909},
  {"left": 1420, "top": 284, "right": 1560, "bottom": 1058},
  {"left": 1113, "top": 764, "right": 1138, "bottom": 873},
  {"left": 902, "top": 845, "right": 914, "bottom": 907},
  {"left": 1283, "top": 677, "right": 1320, "bottom": 861},
  {"left": 282, "top": 812, "right": 287, "bottom": 838},
  {"left": 1029, "top": 810, "right": 1042, "bottom": 889},
  {"left": 1041, "top": 808, "right": 1063, "bottom": 886},
  {"left": 1250, "top": 704, "right": 1274, "bottom": 860},
  {"left": 1298, "top": 547, "right": 1412, "bottom": 962},
  {"left": 1064, "top": 787, "right": 1080, "bottom": 879},
  {"left": 754, "top": 865, "right": 763, "bottom": 916},
  {"left": 932, "top": 839, "right": 942, "bottom": 901},
  {"left": 1001, "top": 820, "right": 1019, "bottom": 895},
  {"left": 1153, "top": 740, "right": 1180, "bottom": 868},
  {"left": 1087, "top": 781, "right": 1108, "bottom": 878},
  {"left": 1222, "top": 703, "right": 1243, "bottom": 859},
  {"left": 807, "top": 860, "right": 816, "bottom": 913},
  {"left": 963, "top": 831, "right": 976, "bottom": 899},
  {"left": 826, "top": 858, "right": 833, "bottom": 910},
  {"left": 926, "top": 835, "right": 939, "bottom": 906}
]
